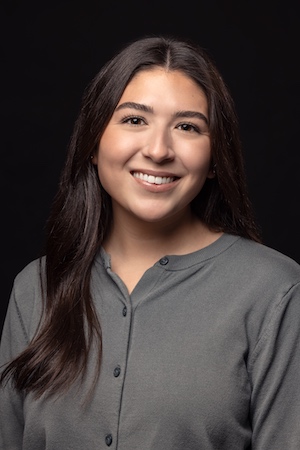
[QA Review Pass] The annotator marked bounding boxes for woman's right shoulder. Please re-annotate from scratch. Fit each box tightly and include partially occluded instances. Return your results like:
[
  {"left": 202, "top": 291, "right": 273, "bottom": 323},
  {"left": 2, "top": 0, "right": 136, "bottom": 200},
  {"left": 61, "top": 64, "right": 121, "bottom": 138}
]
[
  {"left": 12, "top": 256, "right": 46, "bottom": 300},
  {"left": 2, "top": 257, "right": 46, "bottom": 344}
]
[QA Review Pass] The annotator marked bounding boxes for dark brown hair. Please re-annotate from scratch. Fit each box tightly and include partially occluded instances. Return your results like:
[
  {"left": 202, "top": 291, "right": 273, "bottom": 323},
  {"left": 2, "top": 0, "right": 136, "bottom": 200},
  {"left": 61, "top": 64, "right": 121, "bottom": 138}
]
[{"left": 1, "top": 35, "right": 261, "bottom": 397}]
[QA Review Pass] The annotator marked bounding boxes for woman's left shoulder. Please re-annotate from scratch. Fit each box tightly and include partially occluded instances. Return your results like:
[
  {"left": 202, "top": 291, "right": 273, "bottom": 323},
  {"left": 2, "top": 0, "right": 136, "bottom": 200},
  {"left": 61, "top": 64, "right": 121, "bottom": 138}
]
[{"left": 236, "top": 236, "right": 300, "bottom": 282}]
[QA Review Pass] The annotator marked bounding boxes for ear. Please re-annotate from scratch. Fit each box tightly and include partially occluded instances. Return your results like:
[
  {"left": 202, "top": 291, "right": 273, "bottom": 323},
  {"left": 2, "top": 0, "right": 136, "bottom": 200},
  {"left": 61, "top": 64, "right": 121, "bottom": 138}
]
[
  {"left": 90, "top": 154, "right": 98, "bottom": 164},
  {"left": 207, "top": 163, "right": 216, "bottom": 179}
]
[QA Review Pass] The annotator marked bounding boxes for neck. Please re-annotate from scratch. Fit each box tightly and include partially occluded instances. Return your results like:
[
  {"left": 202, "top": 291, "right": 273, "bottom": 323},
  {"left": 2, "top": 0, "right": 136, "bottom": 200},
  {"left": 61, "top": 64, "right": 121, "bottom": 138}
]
[
  {"left": 102, "top": 207, "right": 222, "bottom": 294},
  {"left": 103, "top": 207, "right": 221, "bottom": 261}
]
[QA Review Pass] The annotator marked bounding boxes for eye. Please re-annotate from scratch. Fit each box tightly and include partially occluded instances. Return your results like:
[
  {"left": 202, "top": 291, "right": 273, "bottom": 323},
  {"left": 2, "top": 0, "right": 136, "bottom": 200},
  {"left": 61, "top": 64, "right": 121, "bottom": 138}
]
[
  {"left": 176, "top": 122, "right": 201, "bottom": 133},
  {"left": 120, "top": 115, "right": 146, "bottom": 126}
]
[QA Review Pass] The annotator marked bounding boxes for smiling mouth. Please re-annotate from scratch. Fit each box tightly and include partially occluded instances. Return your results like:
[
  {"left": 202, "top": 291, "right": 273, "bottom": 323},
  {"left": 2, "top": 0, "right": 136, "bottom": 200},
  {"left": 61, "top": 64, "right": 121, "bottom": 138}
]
[{"left": 132, "top": 172, "right": 177, "bottom": 185}]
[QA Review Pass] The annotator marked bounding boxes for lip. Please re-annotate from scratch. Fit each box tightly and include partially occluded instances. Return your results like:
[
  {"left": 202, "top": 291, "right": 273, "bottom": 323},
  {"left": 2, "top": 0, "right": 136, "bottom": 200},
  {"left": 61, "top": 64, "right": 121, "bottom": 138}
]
[
  {"left": 131, "top": 169, "right": 179, "bottom": 178},
  {"left": 130, "top": 170, "right": 180, "bottom": 191},
  {"left": 130, "top": 169, "right": 180, "bottom": 179}
]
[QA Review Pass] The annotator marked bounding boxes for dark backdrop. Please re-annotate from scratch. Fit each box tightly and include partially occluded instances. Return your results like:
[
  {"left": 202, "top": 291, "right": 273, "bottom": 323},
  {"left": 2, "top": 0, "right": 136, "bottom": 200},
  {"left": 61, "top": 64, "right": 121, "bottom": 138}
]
[{"left": 1, "top": 0, "right": 299, "bottom": 333}]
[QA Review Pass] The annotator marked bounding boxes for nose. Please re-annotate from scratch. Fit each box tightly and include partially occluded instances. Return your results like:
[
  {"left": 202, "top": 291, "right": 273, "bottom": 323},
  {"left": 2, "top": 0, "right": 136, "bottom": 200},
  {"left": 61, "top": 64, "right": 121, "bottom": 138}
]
[{"left": 142, "top": 128, "right": 175, "bottom": 163}]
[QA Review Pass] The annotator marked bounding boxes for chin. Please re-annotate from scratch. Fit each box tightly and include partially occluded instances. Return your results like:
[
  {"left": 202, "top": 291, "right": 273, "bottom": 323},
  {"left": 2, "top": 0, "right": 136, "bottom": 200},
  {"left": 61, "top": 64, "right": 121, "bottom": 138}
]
[{"left": 133, "top": 209, "right": 183, "bottom": 224}]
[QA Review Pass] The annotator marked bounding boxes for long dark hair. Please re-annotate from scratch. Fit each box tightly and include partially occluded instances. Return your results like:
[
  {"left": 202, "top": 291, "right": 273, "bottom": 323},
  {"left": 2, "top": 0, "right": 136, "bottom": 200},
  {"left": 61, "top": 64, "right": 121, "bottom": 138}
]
[{"left": 1, "top": 35, "right": 262, "bottom": 397}]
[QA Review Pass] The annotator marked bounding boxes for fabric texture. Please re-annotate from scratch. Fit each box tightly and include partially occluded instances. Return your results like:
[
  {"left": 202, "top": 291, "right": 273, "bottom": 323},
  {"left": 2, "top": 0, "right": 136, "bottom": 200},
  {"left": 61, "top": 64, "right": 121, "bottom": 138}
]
[{"left": 1, "top": 233, "right": 300, "bottom": 449}]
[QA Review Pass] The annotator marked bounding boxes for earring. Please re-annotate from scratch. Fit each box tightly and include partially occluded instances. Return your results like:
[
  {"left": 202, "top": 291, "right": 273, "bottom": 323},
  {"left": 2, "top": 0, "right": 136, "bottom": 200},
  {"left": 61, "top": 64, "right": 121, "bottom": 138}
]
[
  {"left": 90, "top": 155, "right": 94, "bottom": 159},
  {"left": 212, "top": 163, "right": 216, "bottom": 175}
]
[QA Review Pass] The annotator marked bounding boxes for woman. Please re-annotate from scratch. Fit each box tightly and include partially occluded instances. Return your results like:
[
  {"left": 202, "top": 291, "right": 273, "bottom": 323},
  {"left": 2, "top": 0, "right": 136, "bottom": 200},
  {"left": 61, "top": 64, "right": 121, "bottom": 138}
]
[{"left": 1, "top": 35, "right": 300, "bottom": 449}]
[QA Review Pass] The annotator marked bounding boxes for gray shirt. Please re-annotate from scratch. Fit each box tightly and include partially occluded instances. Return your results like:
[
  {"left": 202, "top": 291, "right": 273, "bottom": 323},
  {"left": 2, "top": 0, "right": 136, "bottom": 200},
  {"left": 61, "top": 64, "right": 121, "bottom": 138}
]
[{"left": 1, "top": 233, "right": 300, "bottom": 449}]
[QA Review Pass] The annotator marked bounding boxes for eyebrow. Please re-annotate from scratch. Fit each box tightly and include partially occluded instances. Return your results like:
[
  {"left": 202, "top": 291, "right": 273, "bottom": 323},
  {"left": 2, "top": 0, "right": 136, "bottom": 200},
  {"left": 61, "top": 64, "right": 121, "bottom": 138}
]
[
  {"left": 115, "top": 102, "right": 208, "bottom": 124},
  {"left": 174, "top": 110, "right": 208, "bottom": 124},
  {"left": 115, "top": 102, "right": 153, "bottom": 113}
]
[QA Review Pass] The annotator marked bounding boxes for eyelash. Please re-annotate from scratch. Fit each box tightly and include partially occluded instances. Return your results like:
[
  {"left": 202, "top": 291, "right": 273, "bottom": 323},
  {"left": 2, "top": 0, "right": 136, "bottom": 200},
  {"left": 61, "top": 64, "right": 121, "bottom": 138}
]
[
  {"left": 177, "top": 122, "right": 201, "bottom": 134},
  {"left": 120, "top": 115, "right": 145, "bottom": 126},
  {"left": 120, "top": 115, "right": 202, "bottom": 134}
]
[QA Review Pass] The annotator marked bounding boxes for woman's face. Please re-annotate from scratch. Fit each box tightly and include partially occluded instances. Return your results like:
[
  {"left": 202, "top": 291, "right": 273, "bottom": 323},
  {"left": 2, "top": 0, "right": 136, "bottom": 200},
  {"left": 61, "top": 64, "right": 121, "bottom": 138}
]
[{"left": 93, "top": 68, "right": 214, "bottom": 224}]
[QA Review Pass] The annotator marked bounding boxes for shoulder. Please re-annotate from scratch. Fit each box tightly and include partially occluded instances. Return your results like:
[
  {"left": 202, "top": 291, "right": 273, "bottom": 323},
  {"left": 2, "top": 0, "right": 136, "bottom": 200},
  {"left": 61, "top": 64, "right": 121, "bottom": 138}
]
[
  {"left": 13, "top": 256, "right": 45, "bottom": 296},
  {"left": 236, "top": 237, "right": 300, "bottom": 275},
  {"left": 218, "top": 235, "right": 300, "bottom": 293},
  {"left": 8, "top": 256, "right": 46, "bottom": 337}
]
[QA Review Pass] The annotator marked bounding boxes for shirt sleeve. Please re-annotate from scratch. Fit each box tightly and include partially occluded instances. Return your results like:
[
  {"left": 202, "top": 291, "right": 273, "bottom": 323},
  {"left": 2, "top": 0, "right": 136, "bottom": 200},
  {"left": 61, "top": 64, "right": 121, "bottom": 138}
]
[
  {"left": 0, "top": 286, "right": 28, "bottom": 449},
  {"left": 249, "top": 281, "right": 300, "bottom": 449}
]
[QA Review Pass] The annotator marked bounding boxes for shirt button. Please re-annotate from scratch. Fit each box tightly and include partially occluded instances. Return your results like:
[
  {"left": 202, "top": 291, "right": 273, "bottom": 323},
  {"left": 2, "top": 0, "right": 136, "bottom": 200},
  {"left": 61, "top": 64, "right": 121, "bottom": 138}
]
[
  {"left": 113, "top": 366, "right": 121, "bottom": 377},
  {"left": 105, "top": 434, "right": 113, "bottom": 446},
  {"left": 159, "top": 256, "right": 169, "bottom": 265},
  {"left": 122, "top": 306, "right": 127, "bottom": 316}
]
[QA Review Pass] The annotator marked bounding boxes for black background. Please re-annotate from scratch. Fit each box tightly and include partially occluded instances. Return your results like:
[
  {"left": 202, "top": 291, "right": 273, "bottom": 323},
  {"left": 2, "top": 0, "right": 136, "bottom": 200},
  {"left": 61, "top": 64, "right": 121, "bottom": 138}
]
[{"left": 1, "top": 0, "right": 299, "bottom": 333}]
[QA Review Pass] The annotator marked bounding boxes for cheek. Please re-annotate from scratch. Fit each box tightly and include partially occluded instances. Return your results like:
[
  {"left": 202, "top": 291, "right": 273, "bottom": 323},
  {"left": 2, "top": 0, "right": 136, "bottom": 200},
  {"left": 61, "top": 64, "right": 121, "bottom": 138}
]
[
  {"left": 97, "top": 131, "right": 136, "bottom": 166},
  {"left": 96, "top": 155, "right": 113, "bottom": 189},
  {"left": 94, "top": 143, "right": 111, "bottom": 189},
  {"left": 95, "top": 134, "right": 118, "bottom": 175},
  {"left": 96, "top": 123, "right": 121, "bottom": 159},
  {"left": 184, "top": 145, "right": 212, "bottom": 174},
  {"left": 95, "top": 141, "right": 127, "bottom": 193}
]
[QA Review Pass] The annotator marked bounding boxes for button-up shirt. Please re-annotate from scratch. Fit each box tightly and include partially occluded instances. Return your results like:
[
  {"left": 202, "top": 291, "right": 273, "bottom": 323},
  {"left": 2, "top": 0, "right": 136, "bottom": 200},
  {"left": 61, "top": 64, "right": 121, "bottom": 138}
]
[{"left": 1, "top": 234, "right": 300, "bottom": 449}]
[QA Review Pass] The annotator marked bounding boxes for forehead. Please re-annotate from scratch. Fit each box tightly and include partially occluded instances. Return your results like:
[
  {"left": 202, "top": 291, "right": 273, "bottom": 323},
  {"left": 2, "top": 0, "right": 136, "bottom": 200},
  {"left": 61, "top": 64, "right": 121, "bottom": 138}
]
[{"left": 118, "top": 68, "right": 208, "bottom": 108}]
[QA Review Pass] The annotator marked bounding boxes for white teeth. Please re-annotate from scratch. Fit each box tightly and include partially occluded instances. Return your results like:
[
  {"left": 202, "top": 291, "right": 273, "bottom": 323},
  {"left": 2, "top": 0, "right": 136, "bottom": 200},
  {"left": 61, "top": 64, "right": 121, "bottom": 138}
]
[{"left": 133, "top": 172, "right": 175, "bottom": 185}]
